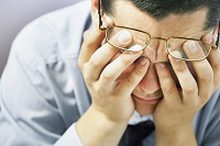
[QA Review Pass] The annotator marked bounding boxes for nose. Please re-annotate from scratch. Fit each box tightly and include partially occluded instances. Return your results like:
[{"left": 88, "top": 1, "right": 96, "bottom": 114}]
[
  {"left": 138, "top": 64, "right": 161, "bottom": 94},
  {"left": 143, "top": 39, "right": 169, "bottom": 63}
]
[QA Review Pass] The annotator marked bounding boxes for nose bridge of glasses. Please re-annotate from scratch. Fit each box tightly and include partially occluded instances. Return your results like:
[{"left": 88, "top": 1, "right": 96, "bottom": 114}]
[{"left": 142, "top": 38, "right": 169, "bottom": 63}]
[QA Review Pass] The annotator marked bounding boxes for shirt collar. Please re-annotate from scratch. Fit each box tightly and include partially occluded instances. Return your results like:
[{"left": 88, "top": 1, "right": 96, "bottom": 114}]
[{"left": 128, "top": 111, "right": 153, "bottom": 125}]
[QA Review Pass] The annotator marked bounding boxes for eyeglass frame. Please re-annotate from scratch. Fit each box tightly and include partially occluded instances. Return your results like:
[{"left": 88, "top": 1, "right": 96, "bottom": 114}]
[{"left": 97, "top": 0, "right": 220, "bottom": 62}]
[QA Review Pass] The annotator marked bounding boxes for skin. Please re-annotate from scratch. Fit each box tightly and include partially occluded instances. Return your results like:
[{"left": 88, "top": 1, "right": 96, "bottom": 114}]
[{"left": 76, "top": 0, "right": 220, "bottom": 146}]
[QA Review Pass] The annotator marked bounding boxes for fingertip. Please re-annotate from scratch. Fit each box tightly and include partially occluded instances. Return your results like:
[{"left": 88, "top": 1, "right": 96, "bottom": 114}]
[
  {"left": 138, "top": 56, "right": 150, "bottom": 66},
  {"left": 90, "top": 26, "right": 105, "bottom": 36},
  {"left": 117, "top": 30, "right": 133, "bottom": 45},
  {"left": 168, "top": 52, "right": 182, "bottom": 64},
  {"left": 82, "top": 27, "right": 105, "bottom": 46},
  {"left": 128, "top": 44, "right": 143, "bottom": 52},
  {"left": 201, "top": 32, "right": 213, "bottom": 44}
]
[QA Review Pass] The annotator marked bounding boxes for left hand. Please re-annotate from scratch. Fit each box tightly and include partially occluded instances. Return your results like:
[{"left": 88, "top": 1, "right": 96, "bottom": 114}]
[{"left": 153, "top": 32, "right": 220, "bottom": 132}]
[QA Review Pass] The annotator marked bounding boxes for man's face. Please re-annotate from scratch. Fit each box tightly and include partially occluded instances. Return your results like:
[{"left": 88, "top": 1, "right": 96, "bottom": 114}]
[{"left": 100, "top": 1, "right": 211, "bottom": 115}]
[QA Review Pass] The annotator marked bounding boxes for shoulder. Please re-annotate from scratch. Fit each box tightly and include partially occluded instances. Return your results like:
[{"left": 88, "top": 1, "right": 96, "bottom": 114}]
[
  {"left": 196, "top": 89, "right": 220, "bottom": 122},
  {"left": 196, "top": 89, "right": 220, "bottom": 146},
  {"left": 11, "top": 0, "right": 91, "bottom": 66},
  {"left": 194, "top": 89, "right": 220, "bottom": 145},
  {"left": 204, "top": 89, "right": 220, "bottom": 115}
]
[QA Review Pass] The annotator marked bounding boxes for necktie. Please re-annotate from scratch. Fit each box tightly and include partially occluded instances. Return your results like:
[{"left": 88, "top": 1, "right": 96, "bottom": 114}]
[{"left": 118, "top": 121, "right": 155, "bottom": 146}]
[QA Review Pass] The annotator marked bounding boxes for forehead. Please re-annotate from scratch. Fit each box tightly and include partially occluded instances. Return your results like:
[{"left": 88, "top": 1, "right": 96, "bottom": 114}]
[{"left": 111, "top": 1, "right": 209, "bottom": 38}]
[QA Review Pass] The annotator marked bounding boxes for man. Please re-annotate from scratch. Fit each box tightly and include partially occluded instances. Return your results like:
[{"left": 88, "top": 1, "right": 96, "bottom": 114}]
[{"left": 0, "top": 0, "right": 220, "bottom": 145}]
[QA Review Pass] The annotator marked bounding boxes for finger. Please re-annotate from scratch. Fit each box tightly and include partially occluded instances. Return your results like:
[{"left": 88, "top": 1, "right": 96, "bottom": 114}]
[
  {"left": 207, "top": 47, "right": 220, "bottom": 90},
  {"left": 78, "top": 27, "right": 105, "bottom": 66},
  {"left": 119, "top": 57, "right": 150, "bottom": 95},
  {"left": 99, "top": 48, "right": 143, "bottom": 85},
  {"left": 87, "top": 30, "right": 133, "bottom": 81},
  {"left": 155, "top": 63, "right": 181, "bottom": 104},
  {"left": 168, "top": 55, "right": 198, "bottom": 104},
  {"left": 182, "top": 41, "right": 213, "bottom": 102}
]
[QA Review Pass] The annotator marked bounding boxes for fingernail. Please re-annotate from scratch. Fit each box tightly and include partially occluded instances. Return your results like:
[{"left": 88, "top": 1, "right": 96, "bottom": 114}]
[
  {"left": 128, "top": 44, "right": 143, "bottom": 51},
  {"left": 118, "top": 30, "right": 132, "bottom": 44},
  {"left": 139, "top": 57, "right": 149, "bottom": 65},
  {"left": 187, "top": 41, "right": 197, "bottom": 53},
  {"left": 170, "top": 51, "right": 182, "bottom": 62}
]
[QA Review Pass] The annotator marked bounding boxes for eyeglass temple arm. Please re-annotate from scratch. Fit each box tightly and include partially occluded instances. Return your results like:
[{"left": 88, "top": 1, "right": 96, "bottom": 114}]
[
  {"left": 98, "top": 0, "right": 106, "bottom": 30},
  {"left": 216, "top": 22, "right": 220, "bottom": 47}
]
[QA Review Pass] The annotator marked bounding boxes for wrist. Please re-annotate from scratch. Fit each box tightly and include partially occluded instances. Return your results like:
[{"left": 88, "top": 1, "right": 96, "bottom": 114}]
[
  {"left": 76, "top": 106, "right": 128, "bottom": 146},
  {"left": 156, "top": 124, "right": 197, "bottom": 146},
  {"left": 91, "top": 103, "right": 133, "bottom": 123},
  {"left": 88, "top": 105, "right": 129, "bottom": 126}
]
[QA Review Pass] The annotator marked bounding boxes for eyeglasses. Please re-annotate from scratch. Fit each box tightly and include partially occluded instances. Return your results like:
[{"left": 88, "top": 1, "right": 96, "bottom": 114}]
[{"left": 98, "top": 0, "right": 219, "bottom": 62}]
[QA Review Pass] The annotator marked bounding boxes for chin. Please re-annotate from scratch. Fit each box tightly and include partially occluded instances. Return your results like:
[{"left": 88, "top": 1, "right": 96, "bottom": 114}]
[{"left": 135, "top": 103, "right": 156, "bottom": 116}]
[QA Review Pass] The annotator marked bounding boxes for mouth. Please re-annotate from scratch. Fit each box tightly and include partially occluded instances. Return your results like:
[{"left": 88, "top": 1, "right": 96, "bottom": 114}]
[{"left": 132, "top": 94, "right": 163, "bottom": 105}]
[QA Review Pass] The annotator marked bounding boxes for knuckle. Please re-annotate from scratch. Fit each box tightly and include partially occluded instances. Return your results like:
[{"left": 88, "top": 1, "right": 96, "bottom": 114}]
[
  {"left": 119, "top": 56, "right": 132, "bottom": 65},
  {"left": 85, "top": 79, "right": 93, "bottom": 87},
  {"left": 200, "top": 96, "right": 209, "bottom": 105},
  {"left": 83, "top": 71, "right": 91, "bottom": 81},
  {"left": 96, "top": 85, "right": 104, "bottom": 96},
  {"left": 82, "top": 31, "right": 91, "bottom": 45},
  {"left": 82, "top": 66, "right": 92, "bottom": 82},
  {"left": 163, "top": 83, "right": 176, "bottom": 94},
  {"left": 123, "top": 77, "right": 135, "bottom": 91},
  {"left": 185, "top": 99, "right": 199, "bottom": 109},
  {"left": 134, "top": 68, "right": 143, "bottom": 76},
  {"left": 200, "top": 70, "right": 213, "bottom": 83},
  {"left": 127, "top": 77, "right": 134, "bottom": 86},
  {"left": 89, "top": 57, "right": 100, "bottom": 68},
  {"left": 102, "top": 72, "right": 113, "bottom": 80},
  {"left": 213, "top": 62, "right": 220, "bottom": 71},
  {"left": 183, "top": 85, "right": 197, "bottom": 95},
  {"left": 175, "top": 65, "right": 187, "bottom": 72},
  {"left": 77, "top": 58, "right": 83, "bottom": 69},
  {"left": 83, "top": 30, "right": 89, "bottom": 40}
]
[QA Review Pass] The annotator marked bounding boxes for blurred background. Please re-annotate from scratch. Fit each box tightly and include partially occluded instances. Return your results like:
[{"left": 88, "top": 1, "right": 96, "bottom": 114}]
[{"left": 0, "top": 0, "right": 79, "bottom": 76}]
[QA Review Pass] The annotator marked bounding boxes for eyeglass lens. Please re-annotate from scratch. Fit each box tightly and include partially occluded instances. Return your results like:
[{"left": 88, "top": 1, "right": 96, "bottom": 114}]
[{"left": 106, "top": 27, "right": 211, "bottom": 61}]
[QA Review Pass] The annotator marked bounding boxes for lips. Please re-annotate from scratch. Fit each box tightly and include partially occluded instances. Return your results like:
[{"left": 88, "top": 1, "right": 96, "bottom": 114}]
[{"left": 132, "top": 94, "right": 163, "bottom": 105}]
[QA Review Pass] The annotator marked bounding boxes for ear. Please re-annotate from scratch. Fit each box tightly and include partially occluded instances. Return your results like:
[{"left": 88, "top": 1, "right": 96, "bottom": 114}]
[
  {"left": 216, "top": 23, "right": 220, "bottom": 46},
  {"left": 91, "top": 0, "right": 99, "bottom": 13},
  {"left": 90, "top": 0, "right": 100, "bottom": 28},
  {"left": 91, "top": 0, "right": 114, "bottom": 29}
]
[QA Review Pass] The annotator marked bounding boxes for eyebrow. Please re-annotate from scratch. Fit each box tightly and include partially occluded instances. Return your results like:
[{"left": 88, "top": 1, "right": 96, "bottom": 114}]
[
  {"left": 183, "top": 30, "right": 211, "bottom": 39},
  {"left": 113, "top": 24, "right": 211, "bottom": 40}
]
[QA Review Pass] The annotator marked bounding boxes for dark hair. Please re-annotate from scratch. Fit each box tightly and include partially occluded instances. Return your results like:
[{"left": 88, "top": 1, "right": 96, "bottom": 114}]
[{"left": 101, "top": 0, "right": 220, "bottom": 30}]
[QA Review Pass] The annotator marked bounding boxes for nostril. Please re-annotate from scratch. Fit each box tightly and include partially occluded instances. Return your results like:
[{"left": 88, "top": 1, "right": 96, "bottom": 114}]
[{"left": 138, "top": 65, "right": 161, "bottom": 93}]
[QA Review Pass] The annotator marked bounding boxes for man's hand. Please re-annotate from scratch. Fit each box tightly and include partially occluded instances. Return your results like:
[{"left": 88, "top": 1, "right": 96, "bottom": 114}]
[
  {"left": 77, "top": 27, "right": 150, "bottom": 146},
  {"left": 78, "top": 27, "right": 149, "bottom": 122},
  {"left": 154, "top": 32, "right": 220, "bottom": 146}
]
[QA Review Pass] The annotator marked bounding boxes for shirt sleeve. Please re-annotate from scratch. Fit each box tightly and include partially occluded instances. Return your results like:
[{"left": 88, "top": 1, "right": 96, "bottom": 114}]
[
  {"left": 0, "top": 15, "right": 81, "bottom": 146},
  {"left": 195, "top": 89, "right": 220, "bottom": 146},
  {"left": 54, "top": 123, "right": 83, "bottom": 146},
  {"left": 202, "top": 91, "right": 220, "bottom": 146}
]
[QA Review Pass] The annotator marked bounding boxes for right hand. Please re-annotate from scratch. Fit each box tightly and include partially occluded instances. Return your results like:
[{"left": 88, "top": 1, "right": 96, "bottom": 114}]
[{"left": 78, "top": 27, "right": 150, "bottom": 122}]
